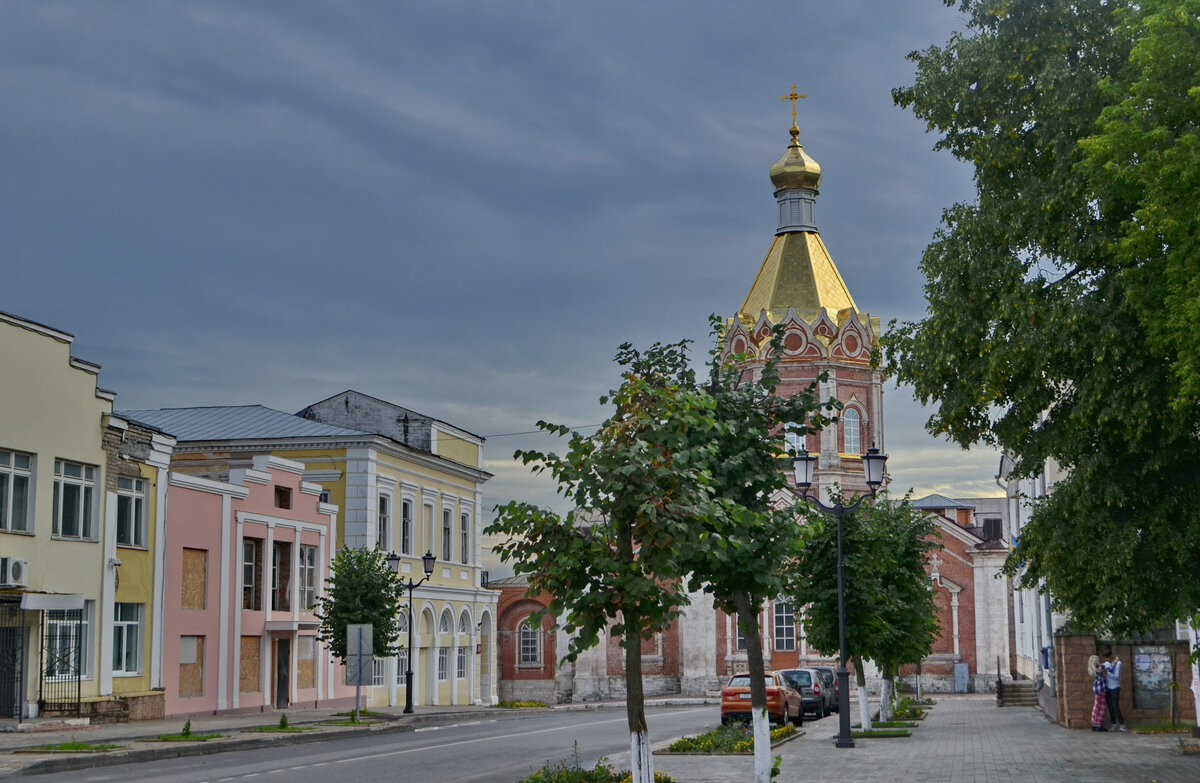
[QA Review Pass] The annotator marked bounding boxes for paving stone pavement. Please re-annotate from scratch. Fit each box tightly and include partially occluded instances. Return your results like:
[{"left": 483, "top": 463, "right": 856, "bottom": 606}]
[{"left": 653, "top": 694, "right": 1199, "bottom": 783}]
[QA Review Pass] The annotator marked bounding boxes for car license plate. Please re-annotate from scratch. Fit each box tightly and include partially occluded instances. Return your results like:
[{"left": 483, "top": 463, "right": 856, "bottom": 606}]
[{"left": 739, "top": 694, "right": 751, "bottom": 700}]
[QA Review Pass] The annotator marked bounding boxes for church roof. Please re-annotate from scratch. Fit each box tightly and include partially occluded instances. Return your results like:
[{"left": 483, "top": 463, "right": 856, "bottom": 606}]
[{"left": 738, "top": 231, "right": 858, "bottom": 325}]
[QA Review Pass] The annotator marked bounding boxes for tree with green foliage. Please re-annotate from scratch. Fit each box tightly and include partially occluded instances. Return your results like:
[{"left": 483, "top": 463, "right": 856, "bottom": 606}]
[
  {"left": 677, "top": 319, "right": 835, "bottom": 783},
  {"left": 888, "top": 0, "right": 1200, "bottom": 635},
  {"left": 487, "top": 339, "right": 715, "bottom": 783},
  {"left": 790, "top": 491, "right": 940, "bottom": 728},
  {"left": 315, "top": 547, "right": 402, "bottom": 660}
]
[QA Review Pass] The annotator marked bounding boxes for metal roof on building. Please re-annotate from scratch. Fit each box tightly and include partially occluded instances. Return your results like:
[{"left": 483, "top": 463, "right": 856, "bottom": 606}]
[
  {"left": 911, "top": 493, "right": 975, "bottom": 510},
  {"left": 117, "top": 405, "right": 369, "bottom": 442}
]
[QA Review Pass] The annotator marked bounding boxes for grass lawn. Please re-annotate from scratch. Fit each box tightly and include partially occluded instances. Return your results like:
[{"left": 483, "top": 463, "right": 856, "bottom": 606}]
[
  {"left": 850, "top": 728, "right": 911, "bottom": 738},
  {"left": 25, "top": 741, "right": 123, "bottom": 753}
]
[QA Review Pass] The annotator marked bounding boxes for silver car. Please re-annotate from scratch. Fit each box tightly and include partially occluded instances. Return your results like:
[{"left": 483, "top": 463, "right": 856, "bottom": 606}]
[{"left": 779, "top": 667, "right": 833, "bottom": 718}]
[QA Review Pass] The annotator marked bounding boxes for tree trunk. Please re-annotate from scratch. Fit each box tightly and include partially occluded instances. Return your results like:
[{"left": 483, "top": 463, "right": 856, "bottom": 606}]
[
  {"left": 624, "top": 625, "right": 653, "bottom": 783},
  {"left": 853, "top": 654, "right": 871, "bottom": 731},
  {"left": 734, "top": 593, "right": 772, "bottom": 783},
  {"left": 879, "top": 662, "right": 893, "bottom": 722}
]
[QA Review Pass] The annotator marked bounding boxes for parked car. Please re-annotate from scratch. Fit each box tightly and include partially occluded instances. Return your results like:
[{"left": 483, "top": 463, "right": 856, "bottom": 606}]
[
  {"left": 720, "top": 671, "right": 804, "bottom": 726},
  {"left": 812, "top": 666, "right": 838, "bottom": 712},
  {"left": 778, "top": 667, "right": 830, "bottom": 718}
]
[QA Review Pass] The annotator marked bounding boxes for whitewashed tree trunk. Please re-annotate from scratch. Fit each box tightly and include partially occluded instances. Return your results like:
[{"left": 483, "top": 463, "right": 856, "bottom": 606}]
[
  {"left": 753, "top": 707, "right": 771, "bottom": 783},
  {"left": 630, "top": 730, "right": 653, "bottom": 783},
  {"left": 857, "top": 684, "right": 871, "bottom": 731},
  {"left": 879, "top": 678, "right": 893, "bottom": 722}
]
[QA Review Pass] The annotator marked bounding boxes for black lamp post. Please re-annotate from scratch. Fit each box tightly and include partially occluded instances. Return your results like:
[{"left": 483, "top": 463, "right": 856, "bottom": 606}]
[
  {"left": 386, "top": 550, "right": 437, "bottom": 714},
  {"left": 793, "top": 444, "right": 887, "bottom": 749}
]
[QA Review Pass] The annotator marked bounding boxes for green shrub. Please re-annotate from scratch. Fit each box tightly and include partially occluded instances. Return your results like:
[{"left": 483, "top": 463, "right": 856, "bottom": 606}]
[
  {"left": 517, "top": 757, "right": 673, "bottom": 783},
  {"left": 498, "top": 700, "right": 549, "bottom": 709},
  {"left": 665, "top": 722, "right": 795, "bottom": 753}
]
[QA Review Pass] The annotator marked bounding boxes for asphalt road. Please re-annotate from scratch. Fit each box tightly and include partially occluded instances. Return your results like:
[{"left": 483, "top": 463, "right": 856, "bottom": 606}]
[{"left": 34, "top": 706, "right": 720, "bottom": 783}]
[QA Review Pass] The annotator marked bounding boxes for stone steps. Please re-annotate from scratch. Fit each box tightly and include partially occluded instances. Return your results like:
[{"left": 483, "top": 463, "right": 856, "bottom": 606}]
[{"left": 997, "top": 680, "right": 1038, "bottom": 708}]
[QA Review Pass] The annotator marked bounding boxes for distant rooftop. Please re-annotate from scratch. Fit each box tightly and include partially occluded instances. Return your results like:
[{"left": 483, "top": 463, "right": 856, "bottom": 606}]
[
  {"left": 911, "top": 493, "right": 975, "bottom": 510},
  {"left": 118, "top": 405, "right": 368, "bottom": 441}
]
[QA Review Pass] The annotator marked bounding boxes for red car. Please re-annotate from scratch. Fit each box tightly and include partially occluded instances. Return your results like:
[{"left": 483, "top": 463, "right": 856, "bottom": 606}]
[{"left": 720, "top": 672, "right": 804, "bottom": 726}]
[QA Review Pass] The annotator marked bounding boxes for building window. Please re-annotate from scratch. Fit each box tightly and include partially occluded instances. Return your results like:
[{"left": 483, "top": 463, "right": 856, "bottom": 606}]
[
  {"left": 456, "top": 646, "right": 467, "bottom": 679},
  {"left": 182, "top": 548, "right": 208, "bottom": 610},
  {"left": 437, "top": 647, "right": 449, "bottom": 681},
  {"left": 735, "top": 616, "right": 747, "bottom": 651},
  {"left": 0, "top": 449, "right": 32, "bottom": 533},
  {"left": 401, "top": 500, "right": 413, "bottom": 554},
  {"left": 842, "top": 408, "right": 861, "bottom": 454},
  {"left": 112, "top": 603, "right": 142, "bottom": 674},
  {"left": 458, "top": 612, "right": 470, "bottom": 635},
  {"left": 423, "top": 504, "right": 434, "bottom": 555},
  {"left": 442, "top": 508, "right": 452, "bottom": 561},
  {"left": 519, "top": 619, "right": 540, "bottom": 665},
  {"left": 372, "top": 657, "right": 387, "bottom": 687},
  {"left": 396, "top": 648, "right": 409, "bottom": 684},
  {"left": 773, "top": 599, "right": 796, "bottom": 651},
  {"left": 46, "top": 603, "right": 91, "bottom": 679},
  {"left": 272, "top": 541, "right": 292, "bottom": 612},
  {"left": 439, "top": 610, "right": 453, "bottom": 634},
  {"left": 377, "top": 494, "right": 391, "bottom": 550},
  {"left": 53, "top": 459, "right": 96, "bottom": 540},
  {"left": 460, "top": 512, "right": 470, "bottom": 565},
  {"left": 115, "top": 476, "right": 146, "bottom": 547},
  {"left": 242, "top": 538, "right": 263, "bottom": 610},
  {"left": 274, "top": 486, "right": 292, "bottom": 509},
  {"left": 318, "top": 489, "right": 330, "bottom": 504},
  {"left": 982, "top": 518, "right": 1003, "bottom": 542},
  {"left": 298, "top": 544, "right": 318, "bottom": 610}
]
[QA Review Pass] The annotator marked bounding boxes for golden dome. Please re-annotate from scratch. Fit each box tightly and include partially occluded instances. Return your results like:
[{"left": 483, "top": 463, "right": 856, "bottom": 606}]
[{"left": 769, "top": 124, "right": 821, "bottom": 192}]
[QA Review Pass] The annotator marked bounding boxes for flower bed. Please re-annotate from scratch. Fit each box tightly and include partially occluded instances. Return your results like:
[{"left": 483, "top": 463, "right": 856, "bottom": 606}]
[{"left": 664, "top": 722, "right": 797, "bottom": 754}]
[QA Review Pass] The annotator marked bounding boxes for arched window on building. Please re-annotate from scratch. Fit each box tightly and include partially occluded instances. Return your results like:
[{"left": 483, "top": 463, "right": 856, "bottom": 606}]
[
  {"left": 518, "top": 619, "right": 541, "bottom": 666},
  {"left": 842, "top": 407, "right": 861, "bottom": 454},
  {"left": 439, "top": 609, "right": 453, "bottom": 635}
]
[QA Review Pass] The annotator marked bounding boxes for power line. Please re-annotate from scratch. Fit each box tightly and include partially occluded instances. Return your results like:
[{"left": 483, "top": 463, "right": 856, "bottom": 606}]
[{"left": 484, "top": 424, "right": 602, "bottom": 438}]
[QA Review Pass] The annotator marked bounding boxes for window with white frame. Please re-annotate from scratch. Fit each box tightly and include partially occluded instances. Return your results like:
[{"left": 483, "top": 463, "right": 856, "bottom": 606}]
[
  {"left": 734, "top": 615, "right": 748, "bottom": 651},
  {"left": 115, "top": 476, "right": 146, "bottom": 547},
  {"left": 377, "top": 494, "right": 391, "bottom": 550},
  {"left": 0, "top": 449, "right": 32, "bottom": 533},
  {"left": 842, "top": 407, "right": 861, "bottom": 454},
  {"left": 242, "top": 538, "right": 263, "bottom": 610},
  {"left": 460, "top": 512, "right": 470, "bottom": 565},
  {"left": 518, "top": 619, "right": 540, "bottom": 665},
  {"left": 112, "top": 602, "right": 142, "bottom": 674},
  {"left": 401, "top": 499, "right": 413, "bottom": 555},
  {"left": 396, "top": 648, "right": 409, "bottom": 684},
  {"left": 46, "top": 602, "right": 91, "bottom": 679},
  {"left": 458, "top": 612, "right": 470, "bottom": 635},
  {"left": 298, "top": 545, "right": 318, "bottom": 610},
  {"left": 398, "top": 608, "right": 409, "bottom": 633},
  {"left": 53, "top": 459, "right": 96, "bottom": 540},
  {"left": 441, "top": 508, "right": 452, "bottom": 561},
  {"left": 773, "top": 599, "right": 796, "bottom": 651},
  {"left": 372, "top": 656, "right": 387, "bottom": 686},
  {"left": 423, "top": 504, "right": 434, "bottom": 555},
  {"left": 437, "top": 647, "right": 449, "bottom": 680},
  {"left": 439, "top": 610, "right": 452, "bottom": 634},
  {"left": 456, "top": 646, "right": 467, "bottom": 679}
]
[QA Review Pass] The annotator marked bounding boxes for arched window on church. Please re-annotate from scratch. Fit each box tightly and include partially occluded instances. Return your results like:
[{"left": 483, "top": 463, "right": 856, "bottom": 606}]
[
  {"left": 518, "top": 619, "right": 540, "bottom": 666},
  {"left": 842, "top": 407, "right": 861, "bottom": 454}
]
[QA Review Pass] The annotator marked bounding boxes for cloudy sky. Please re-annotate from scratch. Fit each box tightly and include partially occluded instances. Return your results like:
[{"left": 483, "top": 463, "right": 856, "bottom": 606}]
[{"left": 1, "top": 1, "right": 1000, "bottom": 525}]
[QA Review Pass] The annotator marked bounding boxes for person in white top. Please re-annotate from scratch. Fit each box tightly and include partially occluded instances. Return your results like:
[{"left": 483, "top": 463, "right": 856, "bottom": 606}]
[{"left": 1103, "top": 650, "right": 1125, "bottom": 731}]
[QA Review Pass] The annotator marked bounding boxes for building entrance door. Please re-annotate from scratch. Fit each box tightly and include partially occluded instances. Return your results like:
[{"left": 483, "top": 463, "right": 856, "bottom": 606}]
[{"left": 275, "top": 638, "right": 290, "bottom": 709}]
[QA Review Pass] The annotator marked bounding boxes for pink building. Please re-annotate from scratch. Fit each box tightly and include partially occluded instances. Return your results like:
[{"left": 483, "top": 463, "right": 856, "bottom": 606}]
[{"left": 161, "top": 455, "right": 353, "bottom": 716}]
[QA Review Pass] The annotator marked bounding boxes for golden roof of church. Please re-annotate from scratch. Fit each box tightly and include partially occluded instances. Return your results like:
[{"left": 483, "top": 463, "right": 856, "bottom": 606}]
[
  {"left": 738, "top": 231, "right": 858, "bottom": 326},
  {"left": 738, "top": 110, "right": 863, "bottom": 329}
]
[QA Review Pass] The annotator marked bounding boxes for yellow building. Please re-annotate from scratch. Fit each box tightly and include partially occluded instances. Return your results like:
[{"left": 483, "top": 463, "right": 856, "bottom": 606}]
[
  {"left": 1, "top": 311, "right": 173, "bottom": 722},
  {"left": 121, "top": 391, "right": 498, "bottom": 708}
]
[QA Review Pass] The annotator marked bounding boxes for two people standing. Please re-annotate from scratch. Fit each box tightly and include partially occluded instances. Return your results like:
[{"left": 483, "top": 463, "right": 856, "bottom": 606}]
[{"left": 1087, "top": 650, "right": 1126, "bottom": 732}]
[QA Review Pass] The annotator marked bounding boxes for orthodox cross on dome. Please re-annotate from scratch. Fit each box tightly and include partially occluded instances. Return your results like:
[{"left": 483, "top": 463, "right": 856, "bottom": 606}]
[{"left": 781, "top": 84, "right": 807, "bottom": 128}]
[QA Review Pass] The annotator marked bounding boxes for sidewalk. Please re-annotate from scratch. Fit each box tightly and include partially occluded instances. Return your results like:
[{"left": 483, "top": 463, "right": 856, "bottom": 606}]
[{"left": 2, "top": 695, "right": 1197, "bottom": 782}]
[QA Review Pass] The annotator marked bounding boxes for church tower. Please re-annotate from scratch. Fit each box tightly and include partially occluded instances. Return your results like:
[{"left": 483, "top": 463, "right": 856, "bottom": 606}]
[{"left": 725, "top": 91, "right": 885, "bottom": 501}]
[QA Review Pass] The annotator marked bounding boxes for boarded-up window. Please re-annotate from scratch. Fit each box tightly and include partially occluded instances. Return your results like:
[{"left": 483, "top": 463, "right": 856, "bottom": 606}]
[
  {"left": 179, "top": 636, "right": 204, "bottom": 698},
  {"left": 297, "top": 636, "right": 316, "bottom": 689},
  {"left": 240, "top": 636, "right": 261, "bottom": 693},
  {"left": 182, "top": 548, "right": 208, "bottom": 610}
]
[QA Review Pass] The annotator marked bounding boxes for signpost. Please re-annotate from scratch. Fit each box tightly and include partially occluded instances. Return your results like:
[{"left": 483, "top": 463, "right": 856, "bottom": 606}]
[{"left": 346, "top": 623, "right": 373, "bottom": 722}]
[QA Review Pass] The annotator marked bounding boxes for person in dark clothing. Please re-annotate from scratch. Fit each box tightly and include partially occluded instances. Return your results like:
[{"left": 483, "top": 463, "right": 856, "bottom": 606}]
[{"left": 1103, "top": 651, "right": 1125, "bottom": 731}]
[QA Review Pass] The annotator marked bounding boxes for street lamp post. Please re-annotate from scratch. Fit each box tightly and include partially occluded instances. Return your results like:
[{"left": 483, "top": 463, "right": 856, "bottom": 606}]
[
  {"left": 387, "top": 550, "right": 437, "bottom": 714},
  {"left": 793, "top": 444, "right": 887, "bottom": 749}
]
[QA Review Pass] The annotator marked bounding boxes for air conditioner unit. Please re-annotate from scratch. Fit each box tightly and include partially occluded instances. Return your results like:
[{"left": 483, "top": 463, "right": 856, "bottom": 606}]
[{"left": 0, "top": 557, "right": 29, "bottom": 587}]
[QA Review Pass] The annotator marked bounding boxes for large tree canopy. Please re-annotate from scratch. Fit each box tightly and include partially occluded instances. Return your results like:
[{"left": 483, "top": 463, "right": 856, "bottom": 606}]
[{"left": 888, "top": 0, "right": 1200, "bottom": 635}]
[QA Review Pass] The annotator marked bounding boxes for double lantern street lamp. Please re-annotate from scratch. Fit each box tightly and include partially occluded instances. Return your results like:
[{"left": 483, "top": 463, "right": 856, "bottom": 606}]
[
  {"left": 386, "top": 550, "right": 437, "bottom": 714},
  {"left": 792, "top": 444, "right": 887, "bottom": 749}
]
